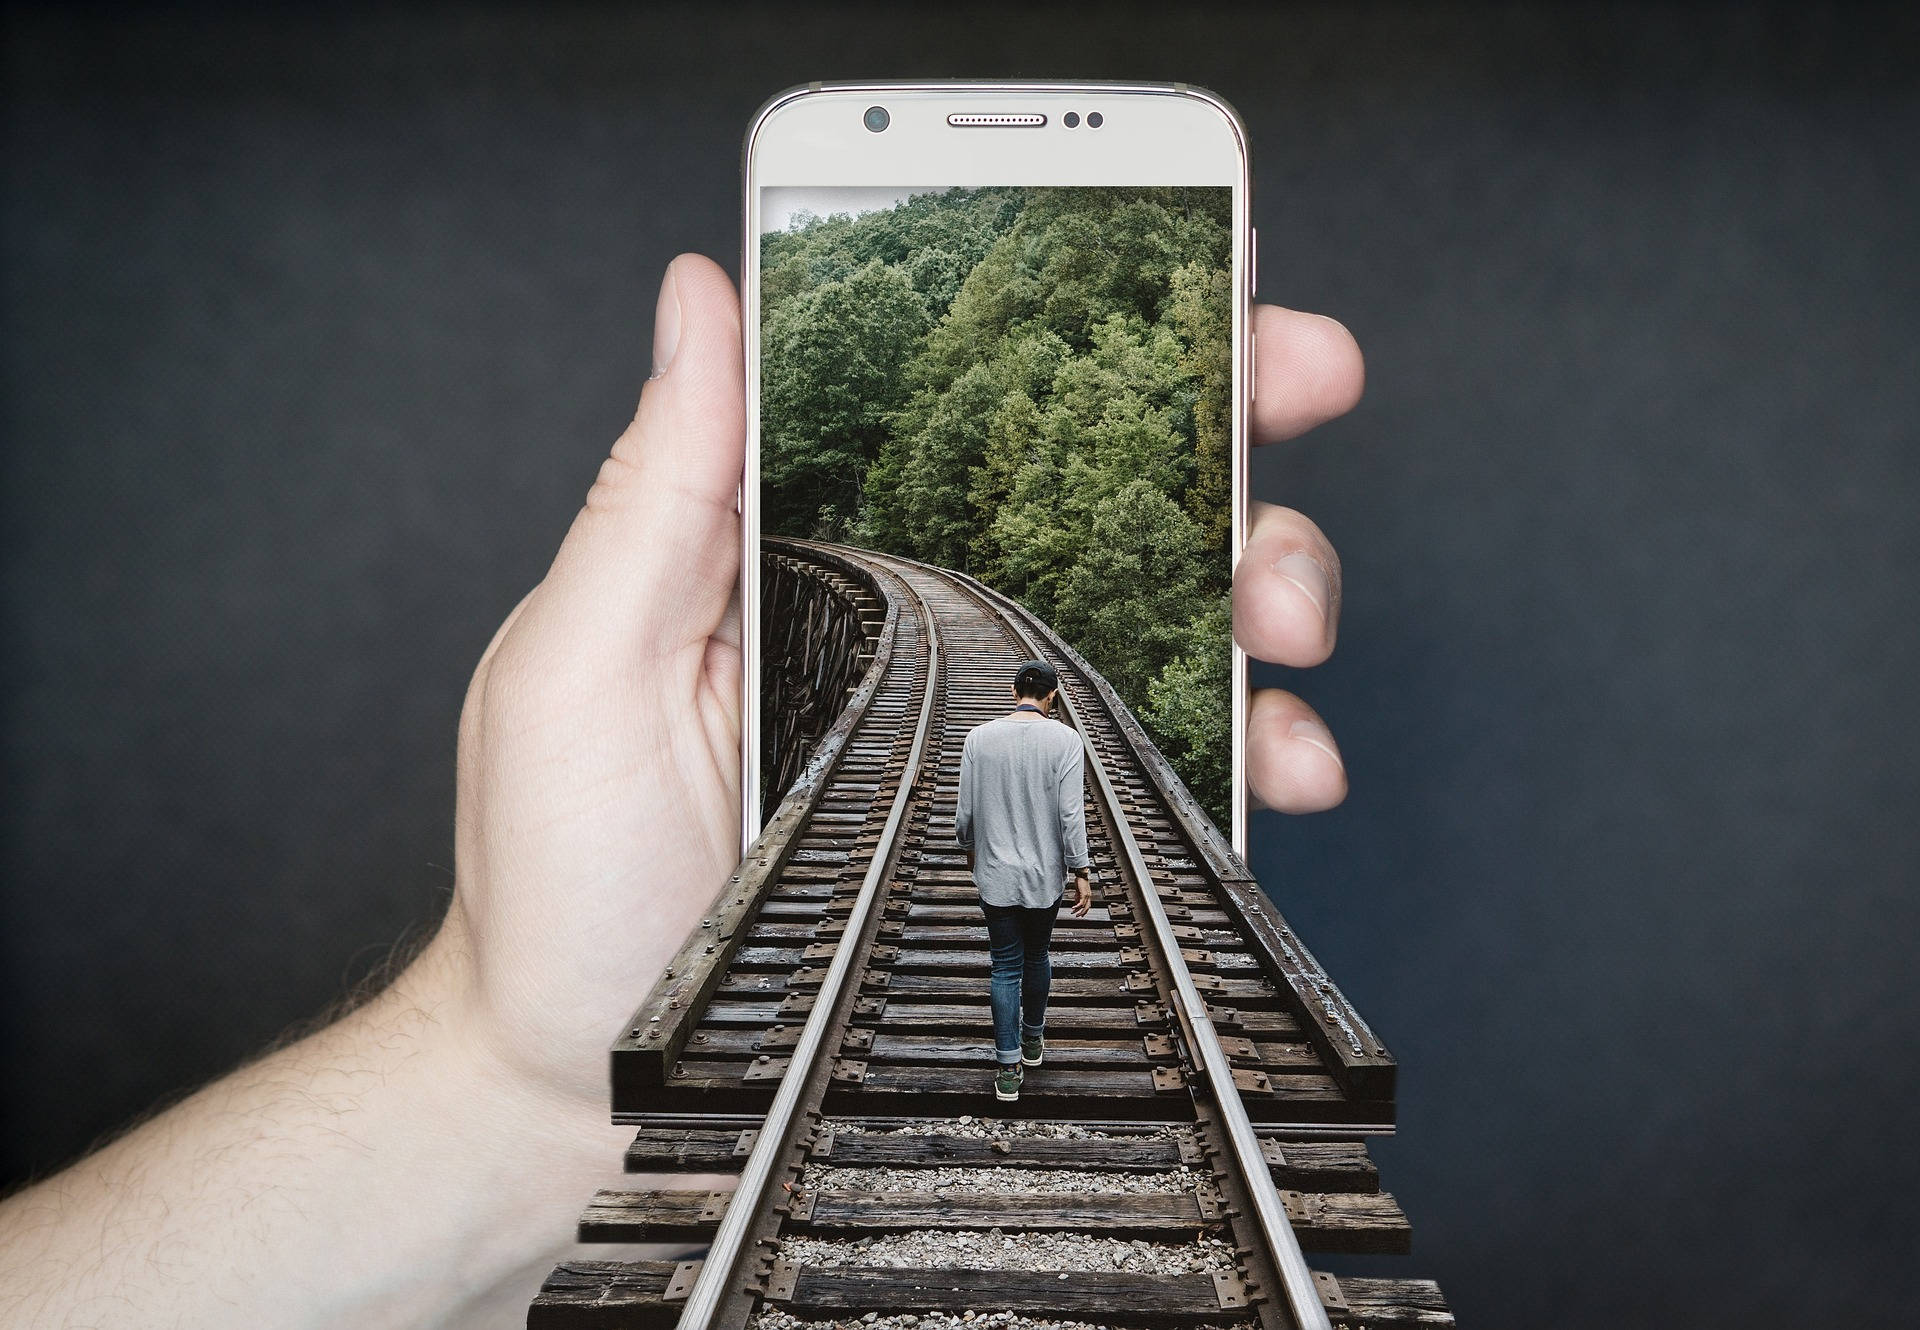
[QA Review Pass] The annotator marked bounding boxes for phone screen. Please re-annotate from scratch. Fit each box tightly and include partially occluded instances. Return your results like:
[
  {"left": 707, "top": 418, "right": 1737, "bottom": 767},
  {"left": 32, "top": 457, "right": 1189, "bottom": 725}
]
[{"left": 756, "top": 184, "right": 1234, "bottom": 835}]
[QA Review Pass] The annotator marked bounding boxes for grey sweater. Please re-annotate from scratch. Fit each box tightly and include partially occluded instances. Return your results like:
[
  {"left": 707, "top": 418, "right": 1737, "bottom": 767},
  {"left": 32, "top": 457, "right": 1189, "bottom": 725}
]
[{"left": 953, "top": 712, "right": 1091, "bottom": 908}]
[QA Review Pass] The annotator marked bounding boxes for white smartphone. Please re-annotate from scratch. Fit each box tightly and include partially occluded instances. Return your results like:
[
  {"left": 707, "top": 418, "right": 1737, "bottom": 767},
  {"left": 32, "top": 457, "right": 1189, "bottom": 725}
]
[{"left": 741, "top": 81, "right": 1252, "bottom": 860}]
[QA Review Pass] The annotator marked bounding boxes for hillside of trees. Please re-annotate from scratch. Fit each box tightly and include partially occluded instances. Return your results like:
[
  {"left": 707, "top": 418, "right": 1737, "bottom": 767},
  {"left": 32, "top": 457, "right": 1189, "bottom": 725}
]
[{"left": 760, "top": 186, "right": 1234, "bottom": 825}]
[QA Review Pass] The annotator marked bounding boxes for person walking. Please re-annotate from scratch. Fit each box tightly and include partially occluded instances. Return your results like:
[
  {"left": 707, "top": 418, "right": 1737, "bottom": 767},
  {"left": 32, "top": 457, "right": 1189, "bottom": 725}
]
[{"left": 953, "top": 659, "right": 1094, "bottom": 1102}]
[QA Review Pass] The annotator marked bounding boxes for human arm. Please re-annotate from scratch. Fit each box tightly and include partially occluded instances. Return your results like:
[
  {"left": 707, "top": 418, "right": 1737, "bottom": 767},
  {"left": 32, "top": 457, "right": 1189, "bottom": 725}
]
[
  {"left": 0, "top": 255, "right": 747, "bottom": 1329},
  {"left": 1059, "top": 741, "right": 1093, "bottom": 916},
  {"left": 0, "top": 946, "right": 611, "bottom": 1329},
  {"left": 0, "top": 266, "right": 1361, "bottom": 1327},
  {"left": 955, "top": 731, "right": 975, "bottom": 868}
]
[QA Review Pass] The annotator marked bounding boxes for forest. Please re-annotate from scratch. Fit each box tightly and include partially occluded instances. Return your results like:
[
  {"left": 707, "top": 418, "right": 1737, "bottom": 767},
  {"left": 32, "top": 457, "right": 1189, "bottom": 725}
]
[{"left": 760, "top": 186, "right": 1234, "bottom": 825}]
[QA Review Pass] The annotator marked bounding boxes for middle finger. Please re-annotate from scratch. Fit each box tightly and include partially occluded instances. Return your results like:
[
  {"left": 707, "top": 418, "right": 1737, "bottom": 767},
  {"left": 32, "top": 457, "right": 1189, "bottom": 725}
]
[{"left": 1234, "top": 500, "right": 1341, "bottom": 666}]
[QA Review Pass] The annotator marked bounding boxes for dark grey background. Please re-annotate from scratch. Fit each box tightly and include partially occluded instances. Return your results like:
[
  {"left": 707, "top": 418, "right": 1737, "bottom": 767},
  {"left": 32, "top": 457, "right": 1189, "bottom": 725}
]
[{"left": 6, "top": 4, "right": 1917, "bottom": 1325}]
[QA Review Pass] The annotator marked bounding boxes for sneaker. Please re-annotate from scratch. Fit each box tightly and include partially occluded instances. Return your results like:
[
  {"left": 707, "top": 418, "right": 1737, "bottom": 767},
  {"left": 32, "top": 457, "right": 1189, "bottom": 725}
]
[
  {"left": 1021, "top": 1035, "right": 1044, "bottom": 1067},
  {"left": 993, "top": 1062, "right": 1024, "bottom": 1102}
]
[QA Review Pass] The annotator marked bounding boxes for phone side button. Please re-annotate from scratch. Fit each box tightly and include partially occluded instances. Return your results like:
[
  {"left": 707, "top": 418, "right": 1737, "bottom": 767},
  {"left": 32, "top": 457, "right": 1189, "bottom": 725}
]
[
  {"left": 1249, "top": 226, "right": 1258, "bottom": 298},
  {"left": 1249, "top": 329, "right": 1256, "bottom": 402}
]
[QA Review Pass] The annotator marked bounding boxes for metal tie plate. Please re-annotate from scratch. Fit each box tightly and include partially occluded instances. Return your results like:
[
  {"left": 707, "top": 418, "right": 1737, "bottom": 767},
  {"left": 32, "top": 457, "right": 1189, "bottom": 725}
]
[
  {"left": 1195, "top": 1181, "right": 1226, "bottom": 1220},
  {"left": 1212, "top": 1269, "right": 1251, "bottom": 1309},
  {"left": 664, "top": 1260, "right": 702, "bottom": 1302},
  {"left": 762, "top": 1258, "right": 798, "bottom": 1301},
  {"left": 1230, "top": 1068, "right": 1273, "bottom": 1095},
  {"left": 1312, "top": 1271, "right": 1350, "bottom": 1315}
]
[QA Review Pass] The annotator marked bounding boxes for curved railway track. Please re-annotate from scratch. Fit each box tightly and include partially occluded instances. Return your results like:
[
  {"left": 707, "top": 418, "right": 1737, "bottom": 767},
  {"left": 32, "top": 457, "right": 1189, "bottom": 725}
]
[{"left": 530, "top": 540, "right": 1450, "bottom": 1330}]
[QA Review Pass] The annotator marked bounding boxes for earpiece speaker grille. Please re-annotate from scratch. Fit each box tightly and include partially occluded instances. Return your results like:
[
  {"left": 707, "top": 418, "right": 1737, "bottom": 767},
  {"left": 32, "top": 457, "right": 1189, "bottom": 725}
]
[{"left": 945, "top": 113, "right": 1047, "bottom": 128}]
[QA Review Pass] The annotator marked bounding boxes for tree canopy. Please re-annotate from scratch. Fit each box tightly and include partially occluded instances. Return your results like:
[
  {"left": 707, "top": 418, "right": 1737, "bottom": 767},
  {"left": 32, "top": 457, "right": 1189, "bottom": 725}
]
[{"left": 760, "top": 186, "right": 1234, "bottom": 824}]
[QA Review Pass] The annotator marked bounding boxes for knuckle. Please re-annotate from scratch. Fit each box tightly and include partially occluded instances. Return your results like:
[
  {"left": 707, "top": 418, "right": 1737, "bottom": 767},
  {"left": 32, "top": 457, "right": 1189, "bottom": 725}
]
[{"left": 583, "top": 448, "right": 643, "bottom": 517}]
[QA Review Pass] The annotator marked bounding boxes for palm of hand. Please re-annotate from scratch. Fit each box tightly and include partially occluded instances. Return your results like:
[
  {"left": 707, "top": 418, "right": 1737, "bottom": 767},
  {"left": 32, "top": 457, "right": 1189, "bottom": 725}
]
[{"left": 444, "top": 593, "right": 743, "bottom": 1107}]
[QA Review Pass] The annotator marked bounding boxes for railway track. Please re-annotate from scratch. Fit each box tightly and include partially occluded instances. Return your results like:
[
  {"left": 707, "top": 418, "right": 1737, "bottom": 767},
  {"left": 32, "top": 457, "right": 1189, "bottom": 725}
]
[{"left": 529, "top": 539, "right": 1450, "bottom": 1330}]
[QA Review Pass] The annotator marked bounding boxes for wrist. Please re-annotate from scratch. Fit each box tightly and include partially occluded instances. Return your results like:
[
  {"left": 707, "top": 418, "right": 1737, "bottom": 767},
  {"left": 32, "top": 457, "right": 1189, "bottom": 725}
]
[
  {"left": 0, "top": 918, "right": 629, "bottom": 1330},
  {"left": 357, "top": 932, "right": 629, "bottom": 1316},
  {"left": 401, "top": 921, "right": 618, "bottom": 1153}
]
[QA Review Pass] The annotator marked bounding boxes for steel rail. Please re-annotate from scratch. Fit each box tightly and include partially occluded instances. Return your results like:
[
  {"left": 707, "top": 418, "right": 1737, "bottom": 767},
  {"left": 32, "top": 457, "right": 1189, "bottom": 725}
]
[
  {"left": 917, "top": 560, "right": 1333, "bottom": 1330},
  {"left": 671, "top": 577, "right": 942, "bottom": 1330}
]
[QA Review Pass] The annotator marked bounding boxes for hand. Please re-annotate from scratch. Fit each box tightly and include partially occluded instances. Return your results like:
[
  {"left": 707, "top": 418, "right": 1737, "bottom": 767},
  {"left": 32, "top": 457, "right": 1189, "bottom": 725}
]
[
  {"left": 425, "top": 253, "right": 747, "bottom": 1113},
  {"left": 1237, "top": 305, "right": 1365, "bottom": 814},
  {"left": 432, "top": 281, "right": 1363, "bottom": 1106},
  {"left": 1071, "top": 875, "right": 1093, "bottom": 917}
]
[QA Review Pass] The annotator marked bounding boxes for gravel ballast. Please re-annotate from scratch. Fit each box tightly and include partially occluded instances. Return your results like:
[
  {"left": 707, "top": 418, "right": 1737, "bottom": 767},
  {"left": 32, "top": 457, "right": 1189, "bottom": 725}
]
[
  {"left": 756, "top": 1311, "right": 1248, "bottom": 1330},
  {"left": 800, "top": 1165, "right": 1194, "bottom": 1195},
  {"left": 778, "top": 1231, "right": 1236, "bottom": 1276},
  {"left": 830, "top": 1119, "right": 1190, "bottom": 1144}
]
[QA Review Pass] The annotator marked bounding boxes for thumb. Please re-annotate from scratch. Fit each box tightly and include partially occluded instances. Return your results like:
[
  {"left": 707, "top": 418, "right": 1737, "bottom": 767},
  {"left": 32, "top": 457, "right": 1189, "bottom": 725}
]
[{"left": 534, "top": 254, "right": 744, "bottom": 658}]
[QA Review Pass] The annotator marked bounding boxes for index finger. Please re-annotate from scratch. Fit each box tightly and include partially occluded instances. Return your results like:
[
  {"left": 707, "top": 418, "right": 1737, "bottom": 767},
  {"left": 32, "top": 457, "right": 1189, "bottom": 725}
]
[{"left": 1252, "top": 304, "right": 1365, "bottom": 444}]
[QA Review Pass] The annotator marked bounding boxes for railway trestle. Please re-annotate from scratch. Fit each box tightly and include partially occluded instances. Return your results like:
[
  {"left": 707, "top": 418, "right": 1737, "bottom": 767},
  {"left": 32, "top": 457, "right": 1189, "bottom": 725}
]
[{"left": 531, "top": 539, "right": 1449, "bottom": 1330}]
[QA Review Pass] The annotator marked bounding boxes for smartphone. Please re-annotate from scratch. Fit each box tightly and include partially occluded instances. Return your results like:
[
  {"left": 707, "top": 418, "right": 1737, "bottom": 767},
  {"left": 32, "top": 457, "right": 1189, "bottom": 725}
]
[{"left": 741, "top": 81, "right": 1252, "bottom": 859}]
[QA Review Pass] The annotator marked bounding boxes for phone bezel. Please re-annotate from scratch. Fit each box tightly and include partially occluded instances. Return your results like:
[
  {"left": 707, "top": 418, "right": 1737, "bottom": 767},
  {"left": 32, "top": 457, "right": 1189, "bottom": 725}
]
[{"left": 741, "top": 80, "right": 1252, "bottom": 860}]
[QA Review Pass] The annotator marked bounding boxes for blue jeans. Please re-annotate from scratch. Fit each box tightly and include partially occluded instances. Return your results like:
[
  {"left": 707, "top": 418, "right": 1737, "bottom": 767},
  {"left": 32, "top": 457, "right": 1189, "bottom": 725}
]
[{"left": 981, "top": 897, "right": 1062, "bottom": 1065}]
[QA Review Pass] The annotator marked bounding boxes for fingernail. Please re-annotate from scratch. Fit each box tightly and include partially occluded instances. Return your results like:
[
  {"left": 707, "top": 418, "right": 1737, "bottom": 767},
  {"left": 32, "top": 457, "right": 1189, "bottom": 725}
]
[
  {"left": 1289, "top": 717, "right": 1343, "bottom": 768},
  {"left": 649, "top": 261, "right": 682, "bottom": 380},
  {"left": 1274, "top": 551, "right": 1330, "bottom": 624}
]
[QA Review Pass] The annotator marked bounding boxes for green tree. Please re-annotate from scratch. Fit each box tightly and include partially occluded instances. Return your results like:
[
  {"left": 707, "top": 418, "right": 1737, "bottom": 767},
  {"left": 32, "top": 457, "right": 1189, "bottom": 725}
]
[
  {"left": 756, "top": 185, "right": 1235, "bottom": 820},
  {"left": 760, "top": 259, "right": 929, "bottom": 536},
  {"left": 883, "top": 362, "right": 1003, "bottom": 568},
  {"left": 1052, "top": 480, "right": 1207, "bottom": 700},
  {"left": 1142, "top": 594, "right": 1233, "bottom": 825},
  {"left": 981, "top": 431, "right": 1084, "bottom": 620},
  {"left": 1168, "top": 260, "right": 1234, "bottom": 558}
]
